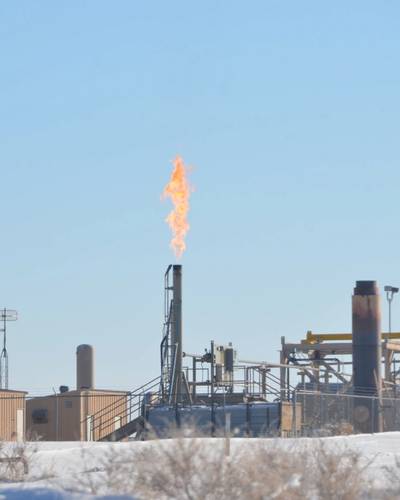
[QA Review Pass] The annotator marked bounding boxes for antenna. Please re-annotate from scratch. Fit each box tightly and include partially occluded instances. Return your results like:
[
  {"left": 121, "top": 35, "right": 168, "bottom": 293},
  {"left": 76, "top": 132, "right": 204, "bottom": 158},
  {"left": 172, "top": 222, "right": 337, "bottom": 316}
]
[{"left": 0, "top": 308, "right": 18, "bottom": 389}]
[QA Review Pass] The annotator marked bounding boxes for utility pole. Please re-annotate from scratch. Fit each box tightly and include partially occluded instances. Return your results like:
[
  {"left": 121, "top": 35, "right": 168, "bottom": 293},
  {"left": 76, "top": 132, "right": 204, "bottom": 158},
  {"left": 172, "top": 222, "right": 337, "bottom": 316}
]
[{"left": 384, "top": 286, "right": 399, "bottom": 382}]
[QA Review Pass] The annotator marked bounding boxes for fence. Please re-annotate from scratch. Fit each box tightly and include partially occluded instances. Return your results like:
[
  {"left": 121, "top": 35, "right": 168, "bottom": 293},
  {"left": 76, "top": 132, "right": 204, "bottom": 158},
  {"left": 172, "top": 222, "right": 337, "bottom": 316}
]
[{"left": 293, "top": 389, "right": 400, "bottom": 436}]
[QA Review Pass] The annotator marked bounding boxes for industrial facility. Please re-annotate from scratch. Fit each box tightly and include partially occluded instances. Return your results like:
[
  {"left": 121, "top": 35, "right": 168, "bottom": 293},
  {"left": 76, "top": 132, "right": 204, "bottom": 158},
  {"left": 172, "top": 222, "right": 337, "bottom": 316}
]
[
  {"left": 82, "top": 267, "right": 400, "bottom": 441},
  {"left": 1, "top": 266, "right": 400, "bottom": 441}
]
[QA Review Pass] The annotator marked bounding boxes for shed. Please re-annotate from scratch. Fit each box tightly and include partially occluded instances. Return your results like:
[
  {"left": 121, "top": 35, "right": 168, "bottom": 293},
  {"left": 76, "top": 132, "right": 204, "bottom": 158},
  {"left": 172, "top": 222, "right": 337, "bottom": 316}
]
[
  {"left": 26, "top": 389, "right": 128, "bottom": 441},
  {"left": 0, "top": 389, "right": 27, "bottom": 441}
]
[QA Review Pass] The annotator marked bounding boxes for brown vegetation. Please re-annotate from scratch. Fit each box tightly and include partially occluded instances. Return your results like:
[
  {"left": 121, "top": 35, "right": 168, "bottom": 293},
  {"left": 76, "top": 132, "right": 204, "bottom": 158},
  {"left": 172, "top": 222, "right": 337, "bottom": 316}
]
[{"left": 70, "top": 427, "right": 373, "bottom": 499}]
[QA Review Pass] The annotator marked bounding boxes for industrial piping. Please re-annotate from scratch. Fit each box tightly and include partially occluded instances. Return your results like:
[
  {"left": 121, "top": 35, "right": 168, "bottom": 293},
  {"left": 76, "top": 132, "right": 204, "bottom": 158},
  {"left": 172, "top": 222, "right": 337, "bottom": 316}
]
[
  {"left": 171, "top": 265, "right": 183, "bottom": 404},
  {"left": 352, "top": 280, "right": 382, "bottom": 433}
]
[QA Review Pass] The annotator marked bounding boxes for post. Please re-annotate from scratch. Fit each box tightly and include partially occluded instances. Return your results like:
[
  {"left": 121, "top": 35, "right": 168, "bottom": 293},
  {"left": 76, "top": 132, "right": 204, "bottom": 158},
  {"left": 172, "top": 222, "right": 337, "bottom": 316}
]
[
  {"left": 384, "top": 286, "right": 398, "bottom": 382},
  {"left": 225, "top": 413, "right": 231, "bottom": 457},
  {"left": 352, "top": 281, "right": 383, "bottom": 433},
  {"left": 292, "top": 390, "right": 297, "bottom": 437},
  {"left": 210, "top": 340, "right": 215, "bottom": 436},
  {"left": 53, "top": 388, "right": 59, "bottom": 441}
]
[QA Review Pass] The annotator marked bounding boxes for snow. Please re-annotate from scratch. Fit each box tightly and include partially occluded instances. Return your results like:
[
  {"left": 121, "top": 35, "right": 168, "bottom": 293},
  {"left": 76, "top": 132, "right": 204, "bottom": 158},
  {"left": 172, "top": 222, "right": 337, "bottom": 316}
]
[{"left": 1, "top": 433, "right": 400, "bottom": 498}]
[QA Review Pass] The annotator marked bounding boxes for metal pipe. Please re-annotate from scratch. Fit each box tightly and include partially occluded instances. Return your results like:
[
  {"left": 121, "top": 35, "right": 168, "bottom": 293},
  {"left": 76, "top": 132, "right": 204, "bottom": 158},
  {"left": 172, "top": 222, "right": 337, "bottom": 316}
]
[
  {"left": 171, "top": 265, "right": 182, "bottom": 404},
  {"left": 192, "top": 356, "right": 197, "bottom": 400},
  {"left": 210, "top": 340, "right": 215, "bottom": 436},
  {"left": 52, "top": 387, "right": 59, "bottom": 441},
  {"left": 352, "top": 280, "right": 383, "bottom": 433},
  {"left": 238, "top": 359, "right": 321, "bottom": 372}
]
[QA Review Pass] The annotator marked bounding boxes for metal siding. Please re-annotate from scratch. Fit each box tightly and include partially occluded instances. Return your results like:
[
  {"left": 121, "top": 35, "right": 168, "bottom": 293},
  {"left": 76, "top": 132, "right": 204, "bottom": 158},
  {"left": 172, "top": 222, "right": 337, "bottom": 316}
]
[
  {"left": 0, "top": 391, "right": 26, "bottom": 441},
  {"left": 26, "top": 391, "right": 128, "bottom": 441},
  {"left": 26, "top": 396, "right": 56, "bottom": 441}
]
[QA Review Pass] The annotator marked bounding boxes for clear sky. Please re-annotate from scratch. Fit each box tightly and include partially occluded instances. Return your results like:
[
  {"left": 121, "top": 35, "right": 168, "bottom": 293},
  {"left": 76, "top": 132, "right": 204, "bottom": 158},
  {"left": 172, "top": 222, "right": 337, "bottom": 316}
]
[{"left": 1, "top": 1, "right": 400, "bottom": 393}]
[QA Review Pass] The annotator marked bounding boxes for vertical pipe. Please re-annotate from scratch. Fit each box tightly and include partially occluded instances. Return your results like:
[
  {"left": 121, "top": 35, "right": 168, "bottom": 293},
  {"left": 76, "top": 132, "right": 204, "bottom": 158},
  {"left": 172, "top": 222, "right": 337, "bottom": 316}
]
[
  {"left": 192, "top": 357, "right": 197, "bottom": 401},
  {"left": 171, "top": 265, "right": 182, "bottom": 404},
  {"left": 352, "top": 280, "right": 382, "bottom": 433},
  {"left": 210, "top": 340, "right": 215, "bottom": 436},
  {"left": 280, "top": 336, "right": 287, "bottom": 401},
  {"left": 261, "top": 368, "right": 266, "bottom": 399}
]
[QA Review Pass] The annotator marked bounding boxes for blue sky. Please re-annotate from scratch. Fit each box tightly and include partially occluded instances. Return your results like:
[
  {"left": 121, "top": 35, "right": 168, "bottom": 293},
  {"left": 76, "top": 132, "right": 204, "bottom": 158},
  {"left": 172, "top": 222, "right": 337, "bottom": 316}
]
[{"left": 1, "top": 1, "right": 400, "bottom": 393}]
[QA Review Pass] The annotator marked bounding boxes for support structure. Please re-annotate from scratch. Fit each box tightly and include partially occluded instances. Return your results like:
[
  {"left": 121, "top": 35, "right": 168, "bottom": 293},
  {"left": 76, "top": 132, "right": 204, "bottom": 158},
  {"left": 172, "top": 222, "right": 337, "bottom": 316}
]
[
  {"left": 171, "top": 265, "right": 183, "bottom": 404},
  {"left": 160, "top": 265, "right": 184, "bottom": 405}
]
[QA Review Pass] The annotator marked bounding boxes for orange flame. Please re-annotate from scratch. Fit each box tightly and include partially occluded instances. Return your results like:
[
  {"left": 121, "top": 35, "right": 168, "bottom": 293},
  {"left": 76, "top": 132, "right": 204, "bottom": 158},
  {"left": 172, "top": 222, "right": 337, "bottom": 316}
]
[{"left": 162, "top": 156, "right": 192, "bottom": 259}]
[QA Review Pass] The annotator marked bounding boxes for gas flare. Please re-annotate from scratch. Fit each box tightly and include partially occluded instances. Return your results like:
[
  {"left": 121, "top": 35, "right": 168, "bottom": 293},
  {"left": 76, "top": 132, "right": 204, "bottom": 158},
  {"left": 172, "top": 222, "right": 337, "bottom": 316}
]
[{"left": 162, "top": 156, "right": 192, "bottom": 259}]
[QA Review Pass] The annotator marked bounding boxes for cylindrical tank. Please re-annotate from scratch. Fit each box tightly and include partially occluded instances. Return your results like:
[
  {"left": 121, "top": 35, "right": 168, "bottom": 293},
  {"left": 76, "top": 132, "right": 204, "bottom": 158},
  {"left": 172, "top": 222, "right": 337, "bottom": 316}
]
[
  {"left": 76, "top": 344, "right": 94, "bottom": 390},
  {"left": 352, "top": 280, "right": 382, "bottom": 433},
  {"left": 215, "top": 363, "right": 223, "bottom": 383},
  {"left": 224, "top": 347, "right": 234, "bottom": 372}
]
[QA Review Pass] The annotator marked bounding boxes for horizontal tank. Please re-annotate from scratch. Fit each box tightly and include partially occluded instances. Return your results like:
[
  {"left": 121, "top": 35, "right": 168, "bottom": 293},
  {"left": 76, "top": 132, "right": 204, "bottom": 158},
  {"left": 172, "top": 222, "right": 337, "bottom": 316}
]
[{"left": 146, "top": 402, "right": 280, "bottom": 438}]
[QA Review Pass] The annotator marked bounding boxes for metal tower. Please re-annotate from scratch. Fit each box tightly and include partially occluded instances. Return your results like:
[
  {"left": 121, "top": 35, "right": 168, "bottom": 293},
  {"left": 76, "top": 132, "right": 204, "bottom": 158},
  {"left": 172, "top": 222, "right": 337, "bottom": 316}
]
[
  {"left": 0, "top": 308, "right": 18, "bottom": 389},
  {"left": 160, "top": 265, "right": 183, "bottom": 404}
]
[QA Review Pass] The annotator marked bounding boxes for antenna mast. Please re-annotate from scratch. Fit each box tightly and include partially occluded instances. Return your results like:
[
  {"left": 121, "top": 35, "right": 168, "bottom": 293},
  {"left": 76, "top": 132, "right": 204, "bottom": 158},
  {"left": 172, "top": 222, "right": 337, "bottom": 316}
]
[{"left": 0, "top": 308, "right": 18, "bottom": 389}]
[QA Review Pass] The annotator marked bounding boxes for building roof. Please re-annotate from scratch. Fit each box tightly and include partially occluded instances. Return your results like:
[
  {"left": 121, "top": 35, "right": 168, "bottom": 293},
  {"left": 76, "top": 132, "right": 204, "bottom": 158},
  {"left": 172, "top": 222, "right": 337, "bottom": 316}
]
[
  {"left": 0, "top": 389, "right": 28, "bottom": 395},
  {"left": 27, "top": 389, "right": 129, "bottom": 399}
]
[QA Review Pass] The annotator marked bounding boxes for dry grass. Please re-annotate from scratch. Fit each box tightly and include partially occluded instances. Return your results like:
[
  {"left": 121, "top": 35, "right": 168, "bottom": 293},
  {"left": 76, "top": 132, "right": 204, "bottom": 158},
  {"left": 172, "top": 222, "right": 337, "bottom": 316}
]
[
  {"left": 131, "top": 438, "right": 371, "bottom": 500},
  {"left": 68, "top": 425, "right": 373, "bottom": 499}
]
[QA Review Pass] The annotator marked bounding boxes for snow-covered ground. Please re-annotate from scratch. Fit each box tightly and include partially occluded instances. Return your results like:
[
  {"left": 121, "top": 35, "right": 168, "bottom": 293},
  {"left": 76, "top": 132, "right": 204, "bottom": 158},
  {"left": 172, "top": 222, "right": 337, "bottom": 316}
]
[{"left": 1, "top": 433, "right": 400, "bottom": 498}]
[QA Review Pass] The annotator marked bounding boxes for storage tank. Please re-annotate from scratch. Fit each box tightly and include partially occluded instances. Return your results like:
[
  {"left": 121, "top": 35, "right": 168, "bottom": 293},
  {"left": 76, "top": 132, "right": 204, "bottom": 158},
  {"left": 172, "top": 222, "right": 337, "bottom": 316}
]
[{"left": 76, "top": 344, "right": 94, "bottom": 390}]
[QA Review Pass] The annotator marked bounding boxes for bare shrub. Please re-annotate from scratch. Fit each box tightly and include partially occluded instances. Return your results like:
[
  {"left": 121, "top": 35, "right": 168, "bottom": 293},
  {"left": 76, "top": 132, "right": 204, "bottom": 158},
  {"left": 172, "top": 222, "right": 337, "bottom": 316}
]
[
  {"left": 77, "top": 445, "right": 135, "bottom": 496},
  {"left": 383, "top": 455, "right": 400, "bottom": 498},
  {"left": 306, "top": 441, "right": 372, "bottom": 500},
  {"left": 133, "top": 436, "right": 226, "bottom": 499},
  {"left": 0, "top": 440, "right": 38, "bottom": 482},
  {"left": 132, "top": 437, "right": 373, "bottom": 499},
  {"left": 61, "top": 443, "right": 138, "bottom": 497},
  {"left": 123, "top": 422, "right": 305, "bottom": 499},
  {"left": 62, "top": 426, "right": 374, "bottom": 500}
]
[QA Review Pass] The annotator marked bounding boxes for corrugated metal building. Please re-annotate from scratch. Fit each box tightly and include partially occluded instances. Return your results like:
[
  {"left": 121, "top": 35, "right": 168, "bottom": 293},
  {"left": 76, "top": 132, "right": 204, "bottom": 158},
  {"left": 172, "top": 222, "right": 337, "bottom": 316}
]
[
  {"left": 0, "top": 389, "right": 26, "bottom": 441},
  {"left": 26, "top": 389, "right": 128, "bottom": 441},
  {"left": 26, "top": 344, "right": 130, "bottom": 441}
]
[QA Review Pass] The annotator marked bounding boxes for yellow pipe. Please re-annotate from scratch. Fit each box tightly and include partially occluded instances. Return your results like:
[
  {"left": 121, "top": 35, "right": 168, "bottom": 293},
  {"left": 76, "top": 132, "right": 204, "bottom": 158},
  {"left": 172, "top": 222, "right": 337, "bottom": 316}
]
[{"left": 302, "top": 330, "right": 400, "bottom": 344}]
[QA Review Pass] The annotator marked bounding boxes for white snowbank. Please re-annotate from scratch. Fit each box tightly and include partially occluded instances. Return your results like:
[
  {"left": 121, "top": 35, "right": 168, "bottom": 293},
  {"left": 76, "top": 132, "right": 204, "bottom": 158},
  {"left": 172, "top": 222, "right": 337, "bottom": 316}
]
[{"left": 1, "top": 432, "right": 400, "bottom": 498}]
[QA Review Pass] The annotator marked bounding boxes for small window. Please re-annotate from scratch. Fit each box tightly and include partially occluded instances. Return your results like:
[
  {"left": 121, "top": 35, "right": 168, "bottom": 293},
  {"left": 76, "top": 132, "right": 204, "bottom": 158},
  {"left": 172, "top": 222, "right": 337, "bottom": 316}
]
[
  {"left": 64, "top": 400, "right": 73, "bottom": 408},
  {"left": 32, "top": 409, "right": 48, "bottom": 424}
]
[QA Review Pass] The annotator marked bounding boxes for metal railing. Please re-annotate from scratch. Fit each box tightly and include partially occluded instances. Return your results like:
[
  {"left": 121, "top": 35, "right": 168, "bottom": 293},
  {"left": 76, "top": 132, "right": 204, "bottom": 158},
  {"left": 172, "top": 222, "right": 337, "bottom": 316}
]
[{"left": 86, "top": 376, "right": 161, "bottom": 441}]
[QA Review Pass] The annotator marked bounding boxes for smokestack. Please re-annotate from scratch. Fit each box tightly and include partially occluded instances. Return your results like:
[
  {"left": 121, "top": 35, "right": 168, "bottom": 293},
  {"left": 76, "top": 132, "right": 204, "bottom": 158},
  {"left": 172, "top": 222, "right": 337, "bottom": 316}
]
[
  {"left": 171, "top": 265, "right": 182, "bottom": 403},
  {"left": 76, "top": 344, "right": 94, "bottom": 390},
  {"left": 352, "top": 281, "right": 382, "bottom": 433}
]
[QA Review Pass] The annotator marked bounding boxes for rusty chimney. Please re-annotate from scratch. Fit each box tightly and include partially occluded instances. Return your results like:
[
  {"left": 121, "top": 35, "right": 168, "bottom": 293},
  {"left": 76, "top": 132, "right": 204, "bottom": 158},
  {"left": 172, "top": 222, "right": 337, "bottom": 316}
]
[
  {"left": 76, "top": 344, "right": 95, "bottom": 390},
  {"left": 352, "top": 281, "right": 382, "bottom": 433}
]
